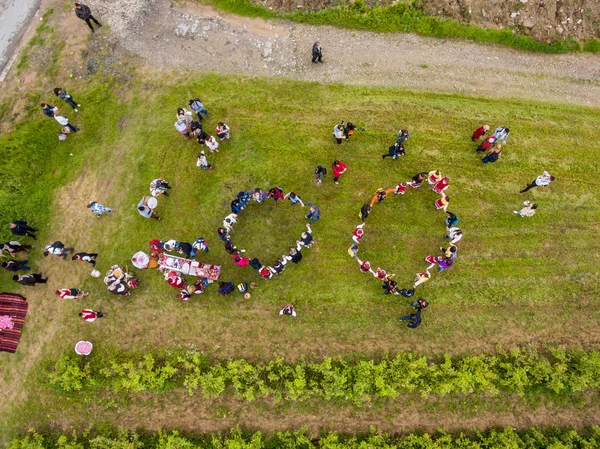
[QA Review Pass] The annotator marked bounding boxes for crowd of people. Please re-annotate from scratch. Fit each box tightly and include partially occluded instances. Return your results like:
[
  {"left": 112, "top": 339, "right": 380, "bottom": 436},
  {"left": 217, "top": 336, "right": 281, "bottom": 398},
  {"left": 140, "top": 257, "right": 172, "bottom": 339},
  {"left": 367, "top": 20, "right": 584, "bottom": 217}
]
[
  {"left": 218, "top": 187, "right": 318, "bottom": 282},
  {"left": 348, "top": 169, "right": 463, "bottom": 328}
]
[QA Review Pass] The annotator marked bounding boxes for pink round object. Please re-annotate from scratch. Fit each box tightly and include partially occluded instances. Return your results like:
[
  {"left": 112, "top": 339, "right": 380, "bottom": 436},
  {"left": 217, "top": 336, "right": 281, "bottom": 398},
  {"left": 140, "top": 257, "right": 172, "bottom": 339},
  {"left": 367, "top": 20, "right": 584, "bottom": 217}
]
[{"left": 75, "top": 341, "right": 93, "bottom": 355}]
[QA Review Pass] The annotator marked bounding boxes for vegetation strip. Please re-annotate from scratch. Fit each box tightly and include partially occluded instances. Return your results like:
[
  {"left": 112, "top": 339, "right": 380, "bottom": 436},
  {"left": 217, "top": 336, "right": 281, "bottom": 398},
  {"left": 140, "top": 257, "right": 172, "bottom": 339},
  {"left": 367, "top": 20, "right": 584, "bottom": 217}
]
[
  {"left": 48, "top": 348, "right": 600, "bottom": 401},
  {"left": 199, "top": 0, "right": 600, "bottom": 54},
  {"left": 8, "top": 426, "right": 600, "bottom": 448}
]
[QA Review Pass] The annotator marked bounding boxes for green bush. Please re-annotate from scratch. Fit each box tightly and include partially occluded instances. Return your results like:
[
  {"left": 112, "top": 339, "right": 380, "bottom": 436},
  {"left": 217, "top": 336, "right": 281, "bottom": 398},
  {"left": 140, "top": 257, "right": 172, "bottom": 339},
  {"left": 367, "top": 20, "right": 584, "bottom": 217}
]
[
  {"left": 46, "top": 348, "right": 600, "bottom": 402},
  {"left": 8, "top": 426, "right": 600, "bottom": 448}
]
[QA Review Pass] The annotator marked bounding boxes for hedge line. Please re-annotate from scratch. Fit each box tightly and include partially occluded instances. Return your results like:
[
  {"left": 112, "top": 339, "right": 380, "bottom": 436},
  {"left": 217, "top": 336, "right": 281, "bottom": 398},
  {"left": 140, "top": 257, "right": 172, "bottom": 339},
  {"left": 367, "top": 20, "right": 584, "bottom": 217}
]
[
  {"left": 7, "top": 427, "right": 600, "bottom": 449},
  {"left": 47, "top": 348, "right": 600, "bottom": 402}
]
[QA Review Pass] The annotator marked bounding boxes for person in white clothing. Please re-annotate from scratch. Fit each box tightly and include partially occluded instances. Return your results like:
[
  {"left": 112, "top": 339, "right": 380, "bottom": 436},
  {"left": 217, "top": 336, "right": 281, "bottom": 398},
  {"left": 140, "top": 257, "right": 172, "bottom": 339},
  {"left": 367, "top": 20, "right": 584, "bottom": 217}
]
[
  {"left": 204, "top": 135, "right": 219, "bottom": 152},
  {"left": 514, "top": 201, "right": 538, "bottom": 217},
  {"left": 55, "top": 114, "right": 77, "bottom": 133},
  {"left": 223, "top": 213, "right": 238, "bottom": 231},
  {"left": 445, "top": 227, "right": 463, "bottom": 244},
  {"left": 492, "top": 126, "right": 509, "bottom": 144},
  {"left": 520, "top": 171, "right": 555, "bottom": 193},
  {"left": 333, "top": 124, "right": 345, "bottom": 144}
]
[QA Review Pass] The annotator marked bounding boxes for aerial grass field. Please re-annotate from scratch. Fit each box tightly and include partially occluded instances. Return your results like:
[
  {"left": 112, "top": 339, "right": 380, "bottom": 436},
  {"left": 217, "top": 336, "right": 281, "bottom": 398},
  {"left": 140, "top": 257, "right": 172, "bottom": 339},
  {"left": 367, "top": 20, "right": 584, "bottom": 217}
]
[{"left": 1, "top": 5, "right": 600, "bottom": 445}]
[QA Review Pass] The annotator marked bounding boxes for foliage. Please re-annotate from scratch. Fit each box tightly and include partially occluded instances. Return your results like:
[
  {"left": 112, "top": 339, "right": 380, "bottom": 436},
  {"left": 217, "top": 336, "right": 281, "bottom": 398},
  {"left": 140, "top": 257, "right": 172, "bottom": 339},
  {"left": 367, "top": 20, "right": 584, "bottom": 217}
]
[
  {"left": 7, "top": 426, "right": 600, "bottom": 448},
  {"left": 46, "top": 348, "right": 600, "bottom": 402},
  {"left": 199, "top": 0, "right": 600, "bottom": 54}
]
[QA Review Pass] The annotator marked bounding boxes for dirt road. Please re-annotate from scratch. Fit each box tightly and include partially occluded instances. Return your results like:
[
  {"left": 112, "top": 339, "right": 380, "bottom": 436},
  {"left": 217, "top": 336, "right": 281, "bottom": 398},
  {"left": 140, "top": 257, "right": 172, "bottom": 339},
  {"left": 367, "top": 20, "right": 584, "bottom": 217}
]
[{"left": 84, "top": 0, "right": 600, "bottom": 106}]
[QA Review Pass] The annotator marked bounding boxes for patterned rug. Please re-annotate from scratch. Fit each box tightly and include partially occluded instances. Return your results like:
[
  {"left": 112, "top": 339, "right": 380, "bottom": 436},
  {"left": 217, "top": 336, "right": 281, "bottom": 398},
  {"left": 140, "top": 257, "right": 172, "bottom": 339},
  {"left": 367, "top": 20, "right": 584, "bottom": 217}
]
[{"left": 0, "top": 293, "right": 28, "bottom": 353}]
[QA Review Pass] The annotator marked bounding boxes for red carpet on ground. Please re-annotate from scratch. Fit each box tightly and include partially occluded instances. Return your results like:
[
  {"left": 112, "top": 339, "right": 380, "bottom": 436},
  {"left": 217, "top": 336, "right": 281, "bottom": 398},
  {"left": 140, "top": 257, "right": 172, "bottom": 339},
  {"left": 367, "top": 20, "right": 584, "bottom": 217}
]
[{"left": 0, "top": 293, "right": 28, "bottom": 353}]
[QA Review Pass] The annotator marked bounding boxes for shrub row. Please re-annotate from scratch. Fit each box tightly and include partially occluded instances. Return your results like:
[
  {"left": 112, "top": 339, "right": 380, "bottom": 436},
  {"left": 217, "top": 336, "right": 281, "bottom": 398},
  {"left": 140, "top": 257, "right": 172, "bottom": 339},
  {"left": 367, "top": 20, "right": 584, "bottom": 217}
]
[
  {"left": 8, "top": 426, "right": 600, "bottom": 449},
  {"left": 202, "top": 0, "right": 600, "bottom": 54},
  {"left": 47, "top": 348, "right": 600, "bottom": 402}
]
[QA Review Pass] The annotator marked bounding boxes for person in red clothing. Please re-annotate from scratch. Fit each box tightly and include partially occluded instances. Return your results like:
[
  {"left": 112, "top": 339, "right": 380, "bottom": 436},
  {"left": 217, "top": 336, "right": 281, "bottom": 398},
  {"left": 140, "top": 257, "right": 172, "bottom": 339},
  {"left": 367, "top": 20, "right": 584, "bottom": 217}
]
[
  {"left": 79, "top": 309, "right": 105, "bottom": 322},
  {"left": 471, "top": 124, "right": 490, "bottom": 142},
  {"left": 356, "top": 257, "right": 374, "bottom": 275},
  {"left": 56, "top": 288, "right": 89, "bottom": 300},
  {"left": 332, "top": 160, "right": 347, "bottom": 184},
  {"left": 268, "top": 187, "right": 284, "bottom": 202},
  {"left": 233, "top": 253, "right": 250, "bottom": 267},
  {"left": 166, "top": 271, "right": 185, "bottom": 288},
  {"left": 352, "top": 223, "right": 365, "bottom": 244},
  {"left": 477, "top": 135, "right": 496, "bottom": 152}
]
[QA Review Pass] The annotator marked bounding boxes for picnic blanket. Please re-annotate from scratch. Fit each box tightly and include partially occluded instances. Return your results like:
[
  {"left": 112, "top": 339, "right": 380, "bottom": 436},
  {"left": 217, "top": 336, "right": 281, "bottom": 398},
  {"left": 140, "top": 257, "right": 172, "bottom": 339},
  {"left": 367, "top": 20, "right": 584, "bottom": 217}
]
[
  {"left": 0, "top": 293, "right": 28, "bottom": 353},
  {"left": 158, "top": 254, "right": 220, "bottom": 280}
]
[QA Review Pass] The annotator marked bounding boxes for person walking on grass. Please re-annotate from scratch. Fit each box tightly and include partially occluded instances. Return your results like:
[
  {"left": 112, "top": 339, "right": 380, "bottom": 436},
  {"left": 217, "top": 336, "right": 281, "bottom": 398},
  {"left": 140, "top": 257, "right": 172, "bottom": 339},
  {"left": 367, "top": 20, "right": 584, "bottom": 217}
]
[
  {"left": 382, "top": 143, "right": 405, "bottom": 160},
  {"left": 514, "top": 201, "right": 538, "bottom": 217},
  {"left": 54, "top": 113, "right": 78, "bottom": 133},
  {"left": 305, "top": 204, "right": 320, "bottom": 224},
  {"left": 268, "top": 187, "right": 284, "bottom": 203},
  {"left": 315, "top": 165, "right": 327, "bottom": 184},
  {"left": 481, "top": 145, "right": 502, "bottom": 164},
  {"left": 492, "top": 127, "right": 510, "bottom": 145},
  {"left": 284, "top": 192, "right": 305, "bottom": 207},
  {"left": 215, "top": 122, "right": 230, "bottom": 142},
  {"left": 477, "top": 135, "right": 496, "bottom": 153},
  {"left": 332, "top": 160, "right": 347, "bottom": 185},
  {"left": 56, "top": 288, "right": 89, "bottom": 300},
  {"left": 471, "top": 124, "right": 490, "bottom": 142},
  {"left": 312, "top": 41, "right": 323, "bottom": 63},
  {"left": 40, "top": 103, "right": 58, "bottom": 119},
  {"left": 396, "top": 129, "right": 410, "bottom": 147},
  {"left": 445, "top": 211, "right": 459, "bottom": 227},
  {"left": 231, "top": 199, "right": 244, "bottom": 214},
  {"left": 75, "top": 3, "right": 102, "bottom": 32},
  {"left": 189, "top": 98, "right": 208, "bottom": 121},
  {"left": 333, "top": 124, "right": 345, "bottom": 144},
  {"left": 408, "top": 172, "right": 428, "bottom": 189},
  {"left": 520, "top": 171, "right": 555, "bottom": 193},
  {"left": 359, "top": 204, "right": 371, "bottom": 222},
  {"left": 9, "top": 220, "right": 38, "bottom": 239},
  {"left": 196, "top": 150, "right": 214, "bottom": 170},
  {"left": 87, "top": 201, "right": 111, "bottom": 217},
  {"left": 72, "top": 252, "right": 98, "bottom": 266},
  {"left": 137, "top": 198, "right": 161, "bottom": 221},
  {"left": 54, "top": 88, "right": 80, "bottom": 111},
  {"left": 13, "top": 273, "right": 48, "bottom": 286},
  {"left": 2, "top": 259, "right": 32, "bottom": 272},
  {"left": 445, "top": 226, "right": 463, "bottom": 244},
  {"left": 79, "top": 309, "right": 104, "bottom": 322},
  {"left": 44, "top": 241, "right": 74, "bottom": 259},
  {"left": 400, "top": 308, "right": 422, "bottom": 329},
  {"left": 0, "top": 241, "right": 32, "bottom": 258}
]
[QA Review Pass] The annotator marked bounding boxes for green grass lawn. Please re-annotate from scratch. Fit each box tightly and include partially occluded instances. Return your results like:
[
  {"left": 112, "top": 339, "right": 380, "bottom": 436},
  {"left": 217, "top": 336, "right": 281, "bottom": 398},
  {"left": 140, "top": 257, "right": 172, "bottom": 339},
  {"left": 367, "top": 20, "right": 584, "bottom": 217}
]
[{"left": 1, "top": 71, "right": 600, "bottom": 439}]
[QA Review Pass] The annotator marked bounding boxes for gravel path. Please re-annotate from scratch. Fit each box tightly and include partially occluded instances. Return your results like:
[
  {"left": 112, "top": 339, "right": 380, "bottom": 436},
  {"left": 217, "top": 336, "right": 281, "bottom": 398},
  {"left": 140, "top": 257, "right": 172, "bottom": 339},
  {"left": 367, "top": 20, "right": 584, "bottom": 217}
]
[{"left": 86, "top": 0, "right": 600, "bottom": 106}]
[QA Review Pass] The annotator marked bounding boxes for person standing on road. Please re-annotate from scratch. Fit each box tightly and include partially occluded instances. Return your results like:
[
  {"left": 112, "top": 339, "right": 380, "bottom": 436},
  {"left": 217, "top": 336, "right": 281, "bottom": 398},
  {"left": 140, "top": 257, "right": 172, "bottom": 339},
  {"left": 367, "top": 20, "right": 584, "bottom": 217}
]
[
  {"left": 312, "top": 41, "right": 323, "bottom": 63},
  {"left": 54, "top": 88, "right": 80, "bottom": 111},
  {"left": 75, "top": 3, "right": 102, "bottom": 33}
]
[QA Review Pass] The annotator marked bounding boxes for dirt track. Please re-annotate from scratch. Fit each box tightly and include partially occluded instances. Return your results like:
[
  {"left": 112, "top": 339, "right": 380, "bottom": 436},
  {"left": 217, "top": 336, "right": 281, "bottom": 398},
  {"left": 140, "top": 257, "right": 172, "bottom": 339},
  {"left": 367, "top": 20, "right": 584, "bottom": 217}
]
[{"left": 85, "top": 0, "right": 600, "bottom": 106}]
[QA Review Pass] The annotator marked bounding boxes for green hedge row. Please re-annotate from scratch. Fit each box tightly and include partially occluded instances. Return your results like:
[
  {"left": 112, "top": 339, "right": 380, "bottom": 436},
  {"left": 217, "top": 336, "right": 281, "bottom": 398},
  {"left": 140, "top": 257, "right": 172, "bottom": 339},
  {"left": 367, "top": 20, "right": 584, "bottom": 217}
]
[
  {"left": 47, "top": 348, "right": 600, "bottom": 402},
  {"left": 201, "top": 0, "right": 600, "bottom": 54},
  {"left": 7, "top": 427, "right": 600, "bottom": 449}
]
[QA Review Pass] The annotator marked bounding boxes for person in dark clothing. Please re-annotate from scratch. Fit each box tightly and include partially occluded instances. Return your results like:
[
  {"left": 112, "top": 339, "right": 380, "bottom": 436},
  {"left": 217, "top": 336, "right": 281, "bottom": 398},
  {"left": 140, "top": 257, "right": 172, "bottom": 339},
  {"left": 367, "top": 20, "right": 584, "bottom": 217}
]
[
  {"left": 224, "top": 241, "right": 243, "bottom": 255},
  {"left": 44, "top": 241, "right": 74, "bottom": 258},
  {"left": 249, "top": 258, "right": 262, "bottom": 271},
  {"left": 75, "top": 3, "right": 102, "bottom": 32},
  {"left": 9, "top": 220, "right": 38, "bottom": 239},
  {"left": 399, "top": 308, "right": 421, "bottom": 328},
  {"left": 71, "top": 252, "right": 98, "bottom": 266},
  {"left": 231, "top": 199, "right": 244, "bottom": 214},
  {"left": 315, "top": 165, "right": 327, "bottom": 184},
  {"left": 237, "top": 191, "right": 250, "bottom": 208},
  {"left": 311, "top": 41, "right": 322, "bottom": 63},
  {"left": 13, "top": 273, "right": 48, "bottom": 286},
  {"left": 381, "top": 144, "right": 406, "bottom": 161},
  {"left": 382, "top": 278, "right": 398, "bottom": 295},
  {"left": 286, "top": 247, "right": 302, "bottom": 264},
  {"left": 54, "top": 88, "right": 80, "bottom": 111},
  {"left": 177, "top": 242, "right": 194, "bottom": 258},
  {"left": 445, "top": 211, "right": 459, "bottom": 227},
  {"left": 359, "top": 204, "right": 371, "bottom": 222},
  {"left": 218, "top": 281, "right": 235, "bottom": 296},
  {"left": 217, "top": 227, "right": 230, "bottom": 242},
  {"left": 40, "top": 103, "right": 58, "bottom": 118},
  {"left": 411, "top": 298, "right": 429, "bottom": 310},
  {"left": 0, "top": 242, "right": 32, "bottom": 257},
  {"left": 2, "top": 260, "right": 32, "bottom": 272},
  {"left": 409, "top": 172, "right": 428, "bottom": 189}
]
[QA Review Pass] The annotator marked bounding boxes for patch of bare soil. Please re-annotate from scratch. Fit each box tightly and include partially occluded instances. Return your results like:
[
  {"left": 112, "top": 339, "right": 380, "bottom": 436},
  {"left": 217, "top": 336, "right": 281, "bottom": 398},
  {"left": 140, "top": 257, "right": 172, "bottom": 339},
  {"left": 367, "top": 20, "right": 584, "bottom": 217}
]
[
  {"left": 85, "top": 0, "right": 600, "bottom": 107},
  {"left": 48, "top": 390, "right": 600, "bottom": 436}
]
